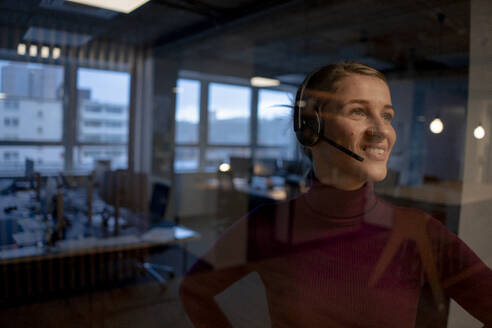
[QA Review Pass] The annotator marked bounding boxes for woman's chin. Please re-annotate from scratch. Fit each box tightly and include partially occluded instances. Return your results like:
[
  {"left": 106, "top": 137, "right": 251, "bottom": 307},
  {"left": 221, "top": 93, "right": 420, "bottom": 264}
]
[{"left": 364, "top": 167, "right": 388, "bottom": 182}]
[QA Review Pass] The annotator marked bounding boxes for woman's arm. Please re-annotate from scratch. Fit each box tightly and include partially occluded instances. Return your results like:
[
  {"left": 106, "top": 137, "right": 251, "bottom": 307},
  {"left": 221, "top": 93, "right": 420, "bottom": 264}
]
[
  {"left": 180, "top": 261, "right": 252, "bottom": 327},
  {"left": 426, "top": 218, "right": 492, "bottom": 325},
  {"left": 180, "top": 218, "right": 253, "bottom": 327}
]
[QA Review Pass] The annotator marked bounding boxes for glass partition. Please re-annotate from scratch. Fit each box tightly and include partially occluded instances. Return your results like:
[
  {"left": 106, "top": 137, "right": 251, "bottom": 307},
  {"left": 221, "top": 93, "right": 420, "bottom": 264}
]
[{"left": 1, "top": 1, "right": 492, "bottom": 328}]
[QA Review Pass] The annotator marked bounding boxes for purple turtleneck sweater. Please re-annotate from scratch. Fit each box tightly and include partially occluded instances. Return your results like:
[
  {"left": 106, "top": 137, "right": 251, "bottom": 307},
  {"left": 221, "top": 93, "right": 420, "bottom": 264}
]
[{"left": 180, "top": 181, "right": 492, "bottom": 327}]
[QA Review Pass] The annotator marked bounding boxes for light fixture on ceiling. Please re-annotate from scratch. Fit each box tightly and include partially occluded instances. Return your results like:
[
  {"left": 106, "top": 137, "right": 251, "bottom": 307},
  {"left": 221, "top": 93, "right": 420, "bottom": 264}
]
[
  {"left": 474, "top": 124, "right": 485, "bottom": 140},
  {"left": 17, "top": 43, "right": 26, "bottom": 55},
  {"left": 65, "top": 0, "right": 150, "bottom": 14},
  {"left": 29, "top": 45, "right": 38, "bottom": 57},
  {"left": 41, "top": 46, "right": 50, "bottom": 58},
  {"left": 18, "top": 43, "right": 61, "bottom": 59},
  {"left": 53, "top": 47, "right": 61, "bottom": 59},
  {"left": 429, "top": 117, "right": 444, "bottom": 134},
  {"left": 250, "top": 76, "right": 280, "bottom": 87}
]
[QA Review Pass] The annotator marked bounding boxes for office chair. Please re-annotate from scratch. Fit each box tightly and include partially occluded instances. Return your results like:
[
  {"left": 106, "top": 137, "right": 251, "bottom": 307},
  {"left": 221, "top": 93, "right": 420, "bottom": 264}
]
[{"left": 139, "top": 182, "right": 175, "bottom": 284}]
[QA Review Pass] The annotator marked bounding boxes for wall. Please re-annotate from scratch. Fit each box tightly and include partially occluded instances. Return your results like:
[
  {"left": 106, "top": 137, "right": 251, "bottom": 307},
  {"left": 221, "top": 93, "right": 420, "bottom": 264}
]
[{"left": 448, "top": 0, "right": 492, "bottom": 326}]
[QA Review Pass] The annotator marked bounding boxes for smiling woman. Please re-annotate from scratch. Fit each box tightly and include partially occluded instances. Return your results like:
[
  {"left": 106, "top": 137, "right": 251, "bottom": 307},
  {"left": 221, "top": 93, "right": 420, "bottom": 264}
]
[{"left": 180, "top": 62, "right": 492, "bottom": 328}]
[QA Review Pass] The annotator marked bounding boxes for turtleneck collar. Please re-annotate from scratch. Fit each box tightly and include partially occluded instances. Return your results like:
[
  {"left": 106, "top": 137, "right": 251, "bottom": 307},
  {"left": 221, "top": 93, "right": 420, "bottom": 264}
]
[{"left": 302, "top": 174, "right": 377, "bottom": 223}]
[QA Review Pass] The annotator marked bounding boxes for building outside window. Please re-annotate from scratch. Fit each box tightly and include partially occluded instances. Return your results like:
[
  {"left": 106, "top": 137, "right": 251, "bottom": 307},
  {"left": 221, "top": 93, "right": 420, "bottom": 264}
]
[
  {"left": 74, "top": 68, "right": 130, "bottom": 171},
  {"left": 0, "top": 60, "right": 64, "bottom": 173}
]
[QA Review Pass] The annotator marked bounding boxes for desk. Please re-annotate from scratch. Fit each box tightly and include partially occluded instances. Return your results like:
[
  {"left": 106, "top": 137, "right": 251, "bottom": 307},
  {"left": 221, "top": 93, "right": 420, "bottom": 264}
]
[
  {"left": 0, "top": 188, "right": 199, "bottom": 306},
  {"left": 0, "top": 226, "right": 199, "bottom": 263},
  {"left": 200, "top": 177, "right": 307, "bottom": 201}
]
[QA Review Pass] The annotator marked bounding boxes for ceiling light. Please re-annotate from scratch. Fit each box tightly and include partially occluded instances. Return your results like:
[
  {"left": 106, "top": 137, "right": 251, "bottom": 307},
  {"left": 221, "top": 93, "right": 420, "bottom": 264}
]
[
  {"left": 250, "top": 77, "right": 280, "bottom": 87},
  {"left": 41, "top": 46, "right": 50, "bottom": 58},
  {"left": 17, "top": 43, "right": 26, "bottom": 55},
  {"left": 66, "top": 0, "right": 150, "bottom": 14},
  {"left": 29, "top": 45, "right": 38, "bottom": 57},
  {"left": 474, "top": 124, "right": 485, "bottom": 140},
  {"left": 53, "top": 47, "right": 61, "bottom": 59},
  {"left": 430, "top": 118, "right": 444, "bottom": 134}
]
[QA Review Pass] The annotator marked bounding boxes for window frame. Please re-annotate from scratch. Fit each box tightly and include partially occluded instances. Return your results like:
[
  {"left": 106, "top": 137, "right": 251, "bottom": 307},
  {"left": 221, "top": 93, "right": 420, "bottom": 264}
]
[
  {"left": 174, "top": 71, "right": 299, "bottom": 173},
  {"left": 0, "top": 54, "right": 132, "bottom": 175}
]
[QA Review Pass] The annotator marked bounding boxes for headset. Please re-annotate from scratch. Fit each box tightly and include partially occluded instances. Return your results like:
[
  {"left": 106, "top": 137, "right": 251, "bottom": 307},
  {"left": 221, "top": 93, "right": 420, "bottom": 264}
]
[{"left": 293, "top": 69, "right": 364, "bottom": 162}]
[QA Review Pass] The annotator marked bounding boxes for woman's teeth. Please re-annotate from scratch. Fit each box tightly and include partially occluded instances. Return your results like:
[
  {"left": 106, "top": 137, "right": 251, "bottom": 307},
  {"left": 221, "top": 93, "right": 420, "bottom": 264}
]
[{"left": 365, "top": 147, "right": 384, "bottom": 155}]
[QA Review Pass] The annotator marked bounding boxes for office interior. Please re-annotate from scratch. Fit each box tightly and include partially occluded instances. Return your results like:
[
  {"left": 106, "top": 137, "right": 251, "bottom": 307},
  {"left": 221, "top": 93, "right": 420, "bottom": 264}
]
[{"left": 0, "top": 0, "right": 490, "bottom": 327}]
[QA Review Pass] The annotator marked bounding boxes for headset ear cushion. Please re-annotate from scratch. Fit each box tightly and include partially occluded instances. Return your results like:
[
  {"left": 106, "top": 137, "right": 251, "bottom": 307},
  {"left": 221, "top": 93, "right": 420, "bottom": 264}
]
[{"left": 295, "top": 109, "right": 321, "bottom": 146}]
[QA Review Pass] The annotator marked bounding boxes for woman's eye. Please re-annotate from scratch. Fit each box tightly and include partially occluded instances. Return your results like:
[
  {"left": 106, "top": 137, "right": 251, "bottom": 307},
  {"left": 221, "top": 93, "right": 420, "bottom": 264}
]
[
  {"left": 351, "top": 109, "right": 365, "bottom": 117},
  {"left": 382, "top": 113, "right": 393, "bottom": 121}
]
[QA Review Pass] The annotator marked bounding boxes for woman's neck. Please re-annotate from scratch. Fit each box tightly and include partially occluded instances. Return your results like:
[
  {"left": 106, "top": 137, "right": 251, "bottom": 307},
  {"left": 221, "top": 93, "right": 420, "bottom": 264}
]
[{"left": 312, "top": 163, "right": 366, "bottom": 191}]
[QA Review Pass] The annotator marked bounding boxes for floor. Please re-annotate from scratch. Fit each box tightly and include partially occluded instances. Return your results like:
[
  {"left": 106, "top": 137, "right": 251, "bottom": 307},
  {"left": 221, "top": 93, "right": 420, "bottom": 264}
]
[{"left": 0, "top": 215, "right": 253, "bottom": 328}]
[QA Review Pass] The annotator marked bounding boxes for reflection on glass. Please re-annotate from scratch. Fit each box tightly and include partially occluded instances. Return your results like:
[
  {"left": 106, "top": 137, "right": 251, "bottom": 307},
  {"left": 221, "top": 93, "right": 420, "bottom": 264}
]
[
  {"left": 175, "top": 79, "right": 200, "bottom": 144},
  {"left": 208, "top": 83, "right": 251, "bottom": 145},
  {"left": 77, "top": 68, "right": 130, "bottom": 144}
]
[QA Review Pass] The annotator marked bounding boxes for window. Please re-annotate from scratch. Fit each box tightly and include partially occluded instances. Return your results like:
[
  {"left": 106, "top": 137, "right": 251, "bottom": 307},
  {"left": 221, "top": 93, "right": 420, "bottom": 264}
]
[
  {"left": 174, "top": 78, "right": 201, "bottom": 171},
  {"left": 73, "top": 145, "right": 127, "bottom": 171},
  {"left": 0, "top": 61, "right": 63, "bottom": 144},
  {"left": 105, "top": 105, "right": 123, "bottom": 113},
  {"left": 105, "top": 120, "right": 123, "bottom": 128},
  {"left": 174, "top": 147, "right": 200, "bottom": 171},
  {"left": 0, "top": 146, "right": 64, "bottom": 172},
  {"left": 4, "top": 100, "right": 19, "bottom": 110},
  {"left": 0, "top": 61, "right": 132, "bottom": 174},
  {"left": 257, "top": 89, "right": 296, "bottom": 159},
  {"left": 3, "top": 117, "right": 19, "bottom": 127},
  {"left": 85, "top": 104, "right": 102, "bottom": 112},
  {"left": 3, "top": 151, "right": 18, "bottom": 161},
  {"left": 206, "top": 147, "right": 251, "bottom": 168},
  {"left": 258, "top": 90, "right": 294, "bottom": 146},
  {"left": 174, "top": 76, "right": 298, "bottom": 172},
  {"left": 76, "top": 68, "right": 130, "bottom": 170},
  {"left": 0, "top": 60, "right": 64, "bottom": 173},
  {"left": 175, "top": 79, "right": 200, "bottom": 144},
  {"left": 208, "top": 83, "right": 251, "bottom": 145},
  {"left": 84, "top": 120, "right": 102, "bottom": 127}
]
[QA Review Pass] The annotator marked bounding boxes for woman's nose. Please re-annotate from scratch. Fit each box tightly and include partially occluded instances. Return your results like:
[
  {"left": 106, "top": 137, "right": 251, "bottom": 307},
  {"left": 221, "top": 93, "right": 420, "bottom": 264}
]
[{"left": 365, "top": 118, "right": 390, "bottom": 140}]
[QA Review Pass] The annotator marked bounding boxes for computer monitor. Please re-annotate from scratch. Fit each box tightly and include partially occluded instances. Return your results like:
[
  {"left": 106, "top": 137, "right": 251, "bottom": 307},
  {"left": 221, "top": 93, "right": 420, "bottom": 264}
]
[
  {"left": 150, "top": 182, "right": 170, "bottom": 221},
  {"left": 229, "top": 156, "right": 252, "bottom": 179},
  {"left": 253, "top": 158, "right": 278, "bottom": 177},
  {"left": 281, "top": 159, "right": 305, "bottom": 176}
]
